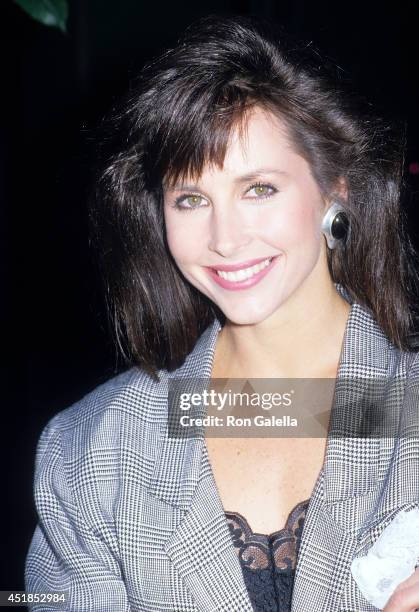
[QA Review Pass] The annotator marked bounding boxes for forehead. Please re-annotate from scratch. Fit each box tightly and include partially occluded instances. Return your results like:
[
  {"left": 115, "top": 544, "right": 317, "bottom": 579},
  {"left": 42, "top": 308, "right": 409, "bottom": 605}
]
[{"left": 219, "top": 107, "right": 294, "bottom": 171}]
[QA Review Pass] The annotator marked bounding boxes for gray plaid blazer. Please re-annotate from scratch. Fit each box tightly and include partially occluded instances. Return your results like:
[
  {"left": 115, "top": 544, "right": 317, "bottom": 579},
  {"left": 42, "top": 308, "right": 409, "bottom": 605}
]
[{"left": 25, "top": 295, "right": 419, "bottom": 611}]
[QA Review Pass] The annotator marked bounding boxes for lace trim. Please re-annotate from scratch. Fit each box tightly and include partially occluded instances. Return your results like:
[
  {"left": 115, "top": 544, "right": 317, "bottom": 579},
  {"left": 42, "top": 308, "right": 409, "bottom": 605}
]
[{"left": 225, "top": 499, "right": 309, "bottom": 571}]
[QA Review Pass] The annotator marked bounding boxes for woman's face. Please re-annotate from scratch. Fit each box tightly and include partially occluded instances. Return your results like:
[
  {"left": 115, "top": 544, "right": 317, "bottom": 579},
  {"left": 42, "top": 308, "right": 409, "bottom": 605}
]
[{"left": 163, "top": 107, "right": 330, "bottom": 325}]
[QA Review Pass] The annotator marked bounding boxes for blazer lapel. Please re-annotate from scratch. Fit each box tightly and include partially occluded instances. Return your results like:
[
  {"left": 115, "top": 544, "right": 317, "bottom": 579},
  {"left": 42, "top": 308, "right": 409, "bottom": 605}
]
[
  {"left": 148, "top": 318, "right": 254, "bottom": 611},
  {"left": 292, "top": 297, "right": 405, "bottom": 611},
  {"left": 163, "top": 459, "right": 254, "bottom": 611}
]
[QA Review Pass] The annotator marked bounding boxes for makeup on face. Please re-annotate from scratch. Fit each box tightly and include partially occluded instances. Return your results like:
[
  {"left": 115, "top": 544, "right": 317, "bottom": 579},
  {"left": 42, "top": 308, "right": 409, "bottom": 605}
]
[{"left": 163, "top": 107, "right": 328, "bottom": 326}]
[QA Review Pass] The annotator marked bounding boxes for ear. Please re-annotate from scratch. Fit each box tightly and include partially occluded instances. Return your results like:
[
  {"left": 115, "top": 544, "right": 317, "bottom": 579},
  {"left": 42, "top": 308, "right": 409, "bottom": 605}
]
[
  {"left": 323, "top": 177, "right": 348, "bottom": 212},
  {"left": 333, "top": 176, "right": 348, "bottom": 202}
]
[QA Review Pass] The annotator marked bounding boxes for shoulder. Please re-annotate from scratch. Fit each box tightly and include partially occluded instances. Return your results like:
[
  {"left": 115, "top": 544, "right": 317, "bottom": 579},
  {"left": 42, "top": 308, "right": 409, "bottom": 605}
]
[
  {"left": 35, "top": 366, "right": 170, "bottom": 480},
  {"left": 337, "top": 284, "right": 418, "bottom": 379},
  {"left": 51, "top": 366, "right": 167, "bottom": 429},
  {"left": 47, "top": 366, "right": 169, "bottom": 432},
  {"left": 35, "top": 317, "right": 221, "bottom": 468}
]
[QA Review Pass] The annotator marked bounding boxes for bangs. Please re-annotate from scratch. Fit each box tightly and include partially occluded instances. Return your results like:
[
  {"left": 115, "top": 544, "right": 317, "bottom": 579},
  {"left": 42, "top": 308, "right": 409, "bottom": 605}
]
[{"left": 146, "top": 86, "right": 266, "bottom": 189}]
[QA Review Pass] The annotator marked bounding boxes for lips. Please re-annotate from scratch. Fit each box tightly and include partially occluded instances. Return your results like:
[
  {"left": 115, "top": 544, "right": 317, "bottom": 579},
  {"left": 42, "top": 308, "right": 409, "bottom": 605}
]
[
  {"left": 205, "top": 255, "right": 280, "bottom": 291},
  {"left": 208, "top": 255, "right": 275, "bottom": 273}
]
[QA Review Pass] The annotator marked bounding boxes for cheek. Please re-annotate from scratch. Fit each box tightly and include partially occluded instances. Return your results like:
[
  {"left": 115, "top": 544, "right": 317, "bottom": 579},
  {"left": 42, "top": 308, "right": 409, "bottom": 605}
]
[
  {"left": 261, "top": 201, "right": 321, "bottom": 249},
  {"left": 164, "top": 215, "right": 204, "bottom": 264}
]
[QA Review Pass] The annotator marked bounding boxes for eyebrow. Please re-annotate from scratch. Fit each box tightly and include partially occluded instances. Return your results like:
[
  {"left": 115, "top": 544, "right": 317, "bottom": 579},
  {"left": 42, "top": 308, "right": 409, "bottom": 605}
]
[{"left": 167, "top": 168, "right": 289, "bottom": 191}]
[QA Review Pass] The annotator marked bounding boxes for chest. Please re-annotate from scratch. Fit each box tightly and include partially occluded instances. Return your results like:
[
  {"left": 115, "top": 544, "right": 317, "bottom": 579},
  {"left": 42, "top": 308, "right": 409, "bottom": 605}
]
[{"left": 205, "top": 436, "right": 327, "bottom": 533}]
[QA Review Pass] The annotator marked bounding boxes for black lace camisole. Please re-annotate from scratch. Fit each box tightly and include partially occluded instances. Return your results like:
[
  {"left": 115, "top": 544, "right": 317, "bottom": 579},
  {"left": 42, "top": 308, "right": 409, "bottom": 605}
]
[{"left": 225, "top": 499, "right": 309, "bottom": 612}]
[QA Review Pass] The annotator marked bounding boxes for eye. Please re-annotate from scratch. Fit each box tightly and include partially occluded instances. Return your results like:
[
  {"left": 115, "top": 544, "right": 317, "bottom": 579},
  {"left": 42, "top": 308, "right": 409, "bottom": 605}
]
[
  {"left": 246, "top": 182, "right": 277, "bottom": 199},
  {"left": 173, "top": 193, "right": 207, "bottom": 211}
]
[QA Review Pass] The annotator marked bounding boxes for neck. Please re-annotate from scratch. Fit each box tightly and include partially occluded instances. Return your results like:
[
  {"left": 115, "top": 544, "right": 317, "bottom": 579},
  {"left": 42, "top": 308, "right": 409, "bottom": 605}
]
[{"left": 214, "top": 281, "right": 351, "bottom": 379}]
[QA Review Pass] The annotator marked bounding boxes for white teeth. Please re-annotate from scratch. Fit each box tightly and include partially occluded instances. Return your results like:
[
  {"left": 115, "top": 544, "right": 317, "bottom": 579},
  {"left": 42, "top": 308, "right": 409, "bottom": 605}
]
[{"left": 216, "top": 257, "right": 272, "bottom": 282}]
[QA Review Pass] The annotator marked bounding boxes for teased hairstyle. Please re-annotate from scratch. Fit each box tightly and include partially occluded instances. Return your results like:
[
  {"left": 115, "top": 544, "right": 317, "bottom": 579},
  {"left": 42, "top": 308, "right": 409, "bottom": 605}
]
[{"left": 90, "top": 14, "right": 418, "bottom": 380}]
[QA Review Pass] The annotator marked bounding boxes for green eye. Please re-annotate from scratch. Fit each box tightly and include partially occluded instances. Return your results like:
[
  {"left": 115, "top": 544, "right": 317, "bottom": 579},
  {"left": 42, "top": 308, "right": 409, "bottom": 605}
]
[
  {"left": 187, "top": 195, "right": 202, "bottom": 206},
  {"left": 247, "top": 183, "right": 277, "bottom": 199},
  {"left": 255, "top": 185, "right": 268, "bottom": 195},
  {"left": 173, "top": 193, "right": 205, "bottom": 210}
]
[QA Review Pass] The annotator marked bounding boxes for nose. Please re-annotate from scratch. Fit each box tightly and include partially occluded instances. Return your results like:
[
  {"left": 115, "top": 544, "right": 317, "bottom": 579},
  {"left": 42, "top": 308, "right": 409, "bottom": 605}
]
[{"left": 207, "top": 202, "right": 252, "bottom": 258}]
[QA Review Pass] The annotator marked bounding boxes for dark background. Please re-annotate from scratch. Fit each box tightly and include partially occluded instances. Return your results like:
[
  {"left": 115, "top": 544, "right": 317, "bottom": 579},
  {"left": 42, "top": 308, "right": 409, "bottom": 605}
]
[{"left": 2, "top": 0, "right": 419, "bottom": 594}]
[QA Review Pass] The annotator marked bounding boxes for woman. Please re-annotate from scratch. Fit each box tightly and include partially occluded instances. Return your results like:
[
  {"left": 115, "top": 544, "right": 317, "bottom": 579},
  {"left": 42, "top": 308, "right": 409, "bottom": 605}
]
[{"left": 25, "top": 14, "right": 419, "bottom": 612}]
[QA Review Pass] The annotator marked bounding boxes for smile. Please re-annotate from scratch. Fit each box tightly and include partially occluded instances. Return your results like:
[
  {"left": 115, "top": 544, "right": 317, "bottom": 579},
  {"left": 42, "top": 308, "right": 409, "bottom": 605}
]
[
  {"left": 206, "top": 255, "right": 279, "bottom": 290},
  {"left": 217, "top": 257, "right": 272, "bottom": 281}
]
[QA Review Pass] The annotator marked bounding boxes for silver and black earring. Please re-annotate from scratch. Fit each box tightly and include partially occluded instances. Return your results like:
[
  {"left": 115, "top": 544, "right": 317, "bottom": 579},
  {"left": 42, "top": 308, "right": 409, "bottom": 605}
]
[{"left": 321, "top": 201, "right": 349, "bottom": 249}]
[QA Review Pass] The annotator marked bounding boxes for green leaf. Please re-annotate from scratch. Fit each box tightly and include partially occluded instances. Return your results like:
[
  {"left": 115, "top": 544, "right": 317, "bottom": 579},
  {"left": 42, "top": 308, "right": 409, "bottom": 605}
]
[{"left": 14, "top": 0, "right": 68, "bottom": 32}]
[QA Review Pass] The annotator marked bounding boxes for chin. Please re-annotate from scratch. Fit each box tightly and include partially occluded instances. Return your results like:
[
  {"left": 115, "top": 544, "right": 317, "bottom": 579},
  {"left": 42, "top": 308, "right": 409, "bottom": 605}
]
[{"left": 219, "top": 305, "right": 278, "bottom": 326}]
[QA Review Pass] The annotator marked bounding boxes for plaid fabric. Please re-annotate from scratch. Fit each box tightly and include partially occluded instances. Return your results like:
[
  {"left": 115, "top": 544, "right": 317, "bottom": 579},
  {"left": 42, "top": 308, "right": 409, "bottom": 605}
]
[{"left": 25, "top": 294, "right": 419, "bottom": 611}]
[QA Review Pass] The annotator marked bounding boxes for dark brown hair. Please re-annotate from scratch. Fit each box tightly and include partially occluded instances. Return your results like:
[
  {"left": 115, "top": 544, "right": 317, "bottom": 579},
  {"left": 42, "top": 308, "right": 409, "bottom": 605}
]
[{"left": 90, "top": 14, "right": 418, "bottom": 380}]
